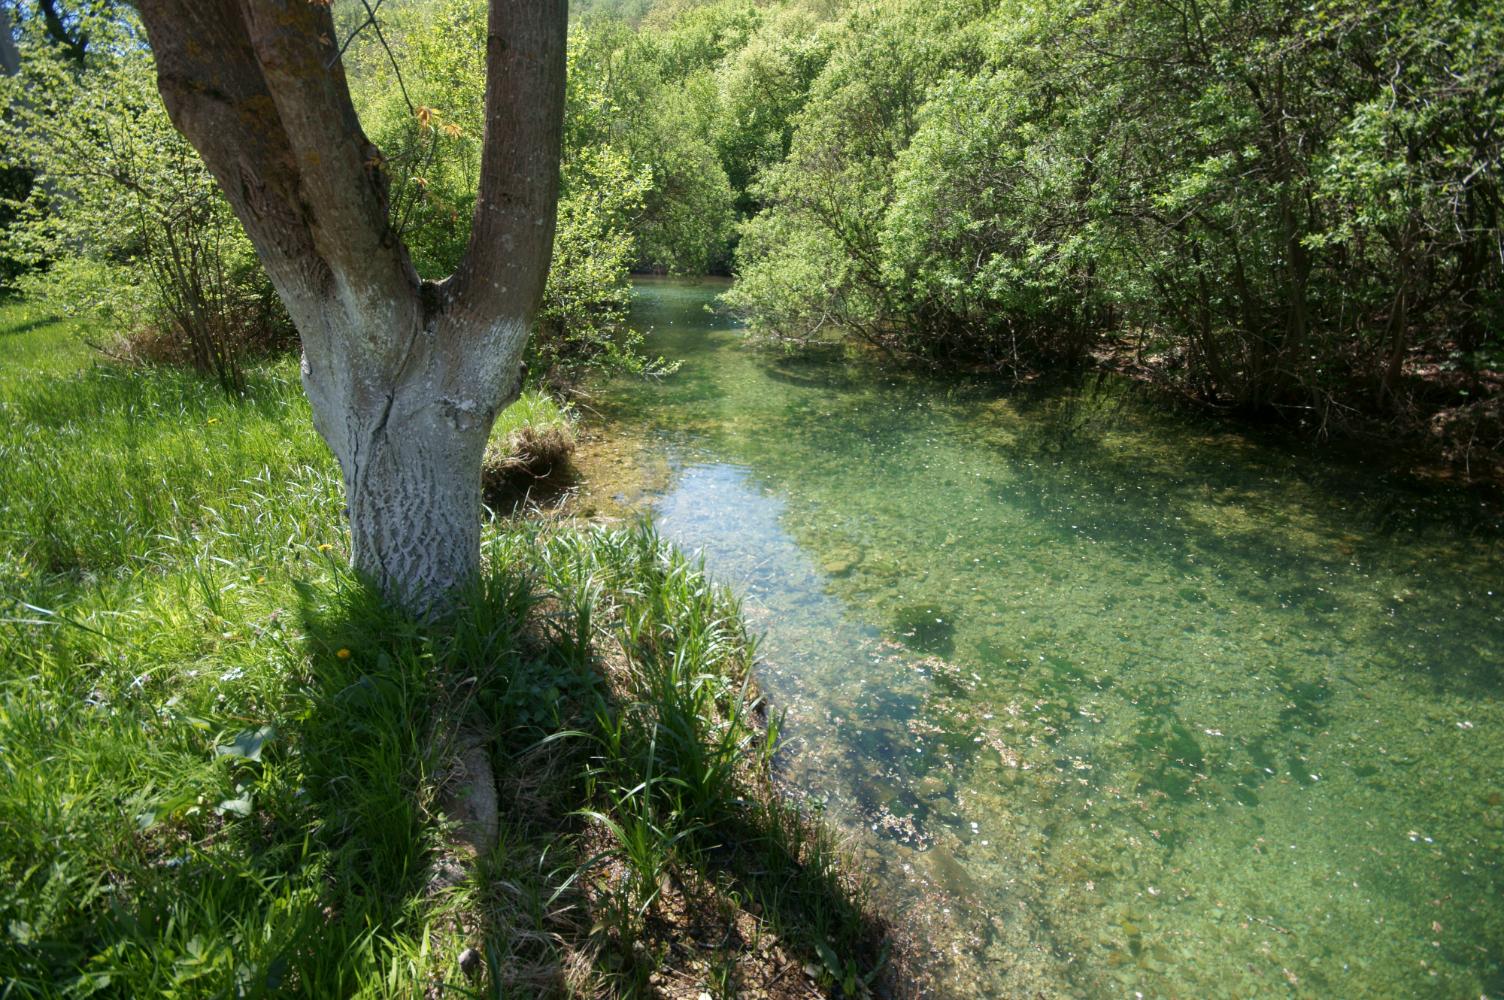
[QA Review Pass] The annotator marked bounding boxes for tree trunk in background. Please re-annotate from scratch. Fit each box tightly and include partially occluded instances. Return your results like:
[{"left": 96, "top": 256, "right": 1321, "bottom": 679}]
[
  {"left": 134, "top": 0, "right": 566, "bottom": 612},
  {"left": 0, "top": 5, "right": 20, "bottom": 77}
]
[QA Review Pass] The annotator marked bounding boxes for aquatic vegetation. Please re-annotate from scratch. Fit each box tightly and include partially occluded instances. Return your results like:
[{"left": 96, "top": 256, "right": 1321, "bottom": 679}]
[
  {"left": 888, "top": 605, "right": 956, "bottom": 656},
  {"left": 582, "top": 280, "right": 1504, "bottom": 997}
]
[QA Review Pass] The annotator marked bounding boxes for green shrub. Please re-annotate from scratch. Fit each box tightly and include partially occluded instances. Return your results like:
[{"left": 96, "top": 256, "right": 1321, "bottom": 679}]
[
  {"left": 728, "top": 0, "right": 1504, "bottom": 430},
  {"left": 0, "top": 17, "right": 293, "bottom": 390}
]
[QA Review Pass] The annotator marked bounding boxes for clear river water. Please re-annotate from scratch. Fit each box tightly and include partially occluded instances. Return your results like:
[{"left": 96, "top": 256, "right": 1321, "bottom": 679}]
[{"left": 577, "top": 278, "right": 1504, "bottom": 998}]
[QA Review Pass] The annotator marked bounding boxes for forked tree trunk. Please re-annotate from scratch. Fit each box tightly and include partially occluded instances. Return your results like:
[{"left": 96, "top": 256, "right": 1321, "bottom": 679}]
[
  {"left": 135, "top": 0, "right": 566, "bottom": 613},
  {"left": 304, "top": 312, "right": 530, "bottom": 604}
]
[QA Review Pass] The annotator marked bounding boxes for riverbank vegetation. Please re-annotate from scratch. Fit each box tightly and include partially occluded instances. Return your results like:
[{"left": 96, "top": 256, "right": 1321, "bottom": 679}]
[
  {"left": 574, "top": 0, "right": 1504, "bottom": 463},
  {"left": 412, "top": 0, "right": 1504, "bottom": 467},
  {"left": 724, "top": 0, "right": 1503, "bottom": 457},
  {"left": 8, "top": 1, "right": 1498, "bottom": 464},
  {"left": 0, "top": 304, "right": 889, "bottom": 996}
]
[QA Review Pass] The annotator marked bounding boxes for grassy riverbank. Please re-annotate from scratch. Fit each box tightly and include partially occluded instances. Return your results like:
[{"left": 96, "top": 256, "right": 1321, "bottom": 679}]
[{"left": 0, "top": 304, "right": 888, "bottom": 998}]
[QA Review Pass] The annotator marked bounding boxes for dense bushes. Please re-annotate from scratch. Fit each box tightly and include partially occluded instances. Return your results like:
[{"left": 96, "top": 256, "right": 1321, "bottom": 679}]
[
  {"left": 726, "top": 0, "right": 1503, "bottom": 433},
  {"left": 727, "top": 1, "right": 985, "bottom": 354},
  {"left": 0, "top": 18, "right": 293, "bottom": 389},
  {"left": 5, "top": 0, "right": 1497, "bottom": 436}
]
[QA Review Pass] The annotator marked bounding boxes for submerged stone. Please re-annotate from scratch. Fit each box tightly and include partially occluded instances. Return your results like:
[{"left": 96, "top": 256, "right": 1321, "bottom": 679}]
[
  {"left": 821, "top": 546, "right": 864, "bottom": 576},
  {"left": 889, "top": 604, "right": 957, "bottom": 656}
]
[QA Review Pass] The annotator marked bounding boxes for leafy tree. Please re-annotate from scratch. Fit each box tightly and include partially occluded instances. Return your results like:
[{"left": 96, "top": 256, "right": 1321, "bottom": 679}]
[
  {"left": 6, "top": 0, "right": 106, "bottom": 65},
  {"left": 571, "top": 13, "right": 737, "bottom": 272},
  {"left": 131, "top": 0, "right": 567, "bottom": 612},
  {"left": 0, "top": 3, "right": 24, "bottom": 294},
  {"left": 882, "top": 55, "right": 1109, "bottom": 369},
  {"left": 726, "top": 0, "right": 985, "bottom": 349},
  {"left": 535, "top": 24, "right": 666, "bottom": 378},
  {"left": 729, "top": 0, "right": 1502, "bottom": 436},
  {"left": 712, "top": 3, "right": 833, "bottom": 216}
]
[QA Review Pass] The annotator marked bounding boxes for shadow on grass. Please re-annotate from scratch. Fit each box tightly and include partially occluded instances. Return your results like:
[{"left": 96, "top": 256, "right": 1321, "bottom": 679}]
[
  {"left": 284, "top": 564, "right": 583, "bottom": 996},
  {"left": 283, "top": 524, "right": 898, "bottom": 998},
  {"left": 0, "top": 314, "right": 66, "bottom": 339}
]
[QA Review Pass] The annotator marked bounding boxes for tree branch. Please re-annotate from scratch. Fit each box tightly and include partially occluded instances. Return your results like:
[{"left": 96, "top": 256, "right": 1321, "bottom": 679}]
[
  {"left": 135, "top": 0, "right": 325, "bottom": 319},
  {"left": 237, "top": 0, "right": 416, "bottom": 314},
  {"left": 0, "top": 3, "right": 20, "bottom": 76},
  {"left": 36, "top": 0, "right": 87, "bottom": 64},
  {"left": 136, "top": 0, "right": 419, "bottom": 341},
  {"left": 445, "top": 0, "right": 567, "bottom": 327}
]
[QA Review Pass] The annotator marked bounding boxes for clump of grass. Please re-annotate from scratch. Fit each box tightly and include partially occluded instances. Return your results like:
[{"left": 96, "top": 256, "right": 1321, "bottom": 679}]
[
  {"left": 482, "top": 389, "right": 578, "bottom": 511},
  {"left": 0, "top": 306, "right": 893, "bottom": 997},
  {"left": 498, "top": 523, "right": 892, "bottom": 996}
]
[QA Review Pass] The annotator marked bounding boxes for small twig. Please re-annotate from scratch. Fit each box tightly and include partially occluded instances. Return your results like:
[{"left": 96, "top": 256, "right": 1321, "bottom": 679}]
[
  {"left": 328, "top": 0, "right": 415, "bottom": 118},
  {"left": 364, "top": 0, "right": 416, "bottom": 117},
  {"left": 327, "top": 0, "right": 384, "bottom": 68}
]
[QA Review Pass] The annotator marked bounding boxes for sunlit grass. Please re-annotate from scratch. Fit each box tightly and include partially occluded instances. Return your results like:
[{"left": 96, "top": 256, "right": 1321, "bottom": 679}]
[
  {"left": 491, "top": 387, "right": 574, "bottom": 446},
  {"left": 0, "top": 308, "right": 882, "bottom": 997}
]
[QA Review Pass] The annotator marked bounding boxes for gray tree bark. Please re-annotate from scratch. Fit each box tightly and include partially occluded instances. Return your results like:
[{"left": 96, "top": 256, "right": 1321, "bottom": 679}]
[
  {"left": 133, "top": 0, "right": 567, "bottom": 613},
  {"left": 0, "top": 4, "right": 20, "bottom": 77}
]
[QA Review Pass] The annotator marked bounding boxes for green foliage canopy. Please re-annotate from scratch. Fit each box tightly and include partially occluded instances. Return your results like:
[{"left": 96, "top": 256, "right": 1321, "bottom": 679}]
[{"left": 727, "top": 0, "right": 1503, "bottom": 429}]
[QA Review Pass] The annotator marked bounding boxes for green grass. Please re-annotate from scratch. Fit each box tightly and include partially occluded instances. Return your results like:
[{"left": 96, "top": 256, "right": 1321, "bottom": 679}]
[
  {"left": 0, "top": 305, "right": 884, "bottom": 998},
  {"left": 490, "top": 388, "right": 574, "bottom": 447}
]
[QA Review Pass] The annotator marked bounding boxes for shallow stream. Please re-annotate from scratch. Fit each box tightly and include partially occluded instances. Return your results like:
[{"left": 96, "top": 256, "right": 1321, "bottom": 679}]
[{"left": 579, "top": 279, "right": 1504, "bottom": 998}]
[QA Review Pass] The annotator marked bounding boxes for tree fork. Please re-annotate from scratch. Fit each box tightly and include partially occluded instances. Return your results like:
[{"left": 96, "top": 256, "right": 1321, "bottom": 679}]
[{"left": 134, "top": 0, "right": 567, "bottom": 613}]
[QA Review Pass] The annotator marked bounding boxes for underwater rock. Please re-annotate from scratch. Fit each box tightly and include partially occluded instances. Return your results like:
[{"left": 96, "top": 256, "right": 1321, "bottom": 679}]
[
  {"left": 821, "top": 546, "right": 865, "bottom": 576},
  {"left": 890, "top": 604, "right": 957, "bottom": 656},
  {"left": 927, "top": 845, "right": 982, "bottom": 898},
  {"left": 918, "top": 774, "right": 953, "bottom": 800}
]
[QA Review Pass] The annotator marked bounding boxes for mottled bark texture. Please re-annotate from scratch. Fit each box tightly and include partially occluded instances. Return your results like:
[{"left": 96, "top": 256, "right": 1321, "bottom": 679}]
[{"left": 134, "top": 0, "right": 567, "bottom": 612}]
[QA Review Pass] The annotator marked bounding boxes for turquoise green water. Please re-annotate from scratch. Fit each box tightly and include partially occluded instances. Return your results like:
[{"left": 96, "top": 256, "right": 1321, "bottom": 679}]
[{"left": 589, "top": 279, "right": 1504, "bottom": 998}]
